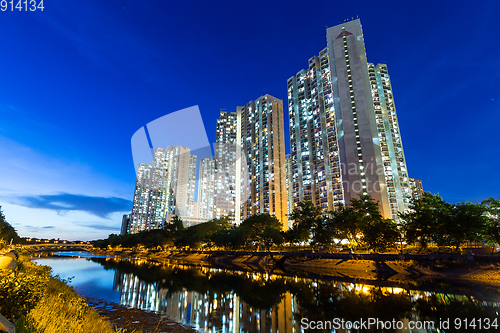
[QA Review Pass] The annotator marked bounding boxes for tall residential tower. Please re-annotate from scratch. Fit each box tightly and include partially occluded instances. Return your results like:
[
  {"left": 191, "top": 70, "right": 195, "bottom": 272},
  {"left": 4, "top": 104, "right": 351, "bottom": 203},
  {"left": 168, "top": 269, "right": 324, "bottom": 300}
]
[
  {"left": 129, "top": 146, "right": 197, "bottom": 233},
  {"left": 214, "top": 110, "right": 238, "bottom": 221},
  {"left": 287, "top": 48, "right": 344, "bottom": 212},
  {"left": 197, "top": 157, "right": 215, "bottom": 220},
  {"left": 367, "top": 63, "right": 412, "bottom": 219},
  {"left": 238, "top": 95, "right": 288, "bottom": 228},
  {"left": 288, "top": 19, "right": 414, "bottom": 220}
]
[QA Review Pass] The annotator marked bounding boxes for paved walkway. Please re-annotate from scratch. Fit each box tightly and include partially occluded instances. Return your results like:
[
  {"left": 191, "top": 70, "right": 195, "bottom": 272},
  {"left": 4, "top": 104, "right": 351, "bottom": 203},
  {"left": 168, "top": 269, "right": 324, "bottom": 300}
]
[{"left": 0, "top": 251, "right": 16, "bottom": 271}]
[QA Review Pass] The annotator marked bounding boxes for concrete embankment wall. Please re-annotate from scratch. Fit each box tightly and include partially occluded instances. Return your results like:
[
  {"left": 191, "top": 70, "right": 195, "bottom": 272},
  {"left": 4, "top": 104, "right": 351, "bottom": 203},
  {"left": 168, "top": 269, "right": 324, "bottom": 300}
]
[{"left": 167, "top": 249, "right": 500, "bottom": 263}]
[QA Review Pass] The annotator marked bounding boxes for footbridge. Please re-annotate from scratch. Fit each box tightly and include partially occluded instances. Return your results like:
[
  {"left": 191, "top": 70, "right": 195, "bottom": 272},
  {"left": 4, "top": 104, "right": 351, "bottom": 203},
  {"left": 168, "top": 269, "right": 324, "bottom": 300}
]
[{"left": 21, "top": 243, "right": 93, "bottom": 251}]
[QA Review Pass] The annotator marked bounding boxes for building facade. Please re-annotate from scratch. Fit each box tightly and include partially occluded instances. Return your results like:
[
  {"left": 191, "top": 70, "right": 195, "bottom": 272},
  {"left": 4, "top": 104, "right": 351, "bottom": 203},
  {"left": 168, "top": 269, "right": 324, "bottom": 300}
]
[
  {"left": 213, "top": 110, "right": 238, "bottom": 221},
  {"left": 325, "top": 19, "right": 391, "bottom": 218},
  {"left": 409, "top": 178, "right": 424, "bottom": 200},
  {"left": 368, "top": 63, "right": 412, "bottom": 219},
  {"left": 287, "top": 48, "right": 344, "bottom": 213},
  {"left": 197, "top": 157, "right": 215, "bottom": 220},
  {"left": 164, "top": 145, "right": 197, "bottom": 218},
  {"left": 129, "top": 146, "right": 197, "bottom": 234},
  {"left": 237, "top": 95, "right": 288, "bottom": 228},
  {"left": 129, "top": 162, "right": 153, "bottom": 233},
  {"left": 288, "top": 19, "right": 416, "bottom": 220},
  {"left": 121, "top": 214, "right": 131, "bottom": 235},
  {"left": 285, "top": 154, "right": 294, "bottom": 218}
]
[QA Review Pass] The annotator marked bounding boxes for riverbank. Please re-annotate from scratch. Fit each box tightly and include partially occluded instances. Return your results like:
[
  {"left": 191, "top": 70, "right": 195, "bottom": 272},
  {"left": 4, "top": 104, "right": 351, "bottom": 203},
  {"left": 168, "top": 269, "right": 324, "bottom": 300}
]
[
  {"left": 91, "top": 248, "right": 500, "bottom": 287},
  {"left": 84, "top": 297, "right": 196, "bottom": 333},
  {"left": 1, "top": 250, "right": 116, "bottom": 333},
  {"left": 1, "top": 249, "right": 197, "bottom": 333}
]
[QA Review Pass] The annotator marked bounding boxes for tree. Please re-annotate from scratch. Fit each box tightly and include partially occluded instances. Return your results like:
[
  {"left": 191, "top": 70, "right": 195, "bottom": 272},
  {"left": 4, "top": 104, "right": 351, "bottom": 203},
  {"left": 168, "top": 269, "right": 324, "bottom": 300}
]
[
  {"left": 400, "top": 192, "right": 452, "bottom": 249},
  {"left": 328, "top": 195, "right": 399, "bottom": 252},
  {"left": 144, "top": 233, "right": 169, "bottom": 249},
  {"left": 163, "top": 215, "right": 184, "bottom": 234},
  {"left": 310, "top": 217, "right": 341, "bottom": 251},
  {"left": 0, "top": 208, "right": 20, "bottom": 246},
  {"left": 331, "top": 195, "right": 383, "bottom": 249},
  {"left": 330, "top": 206, "right": 361, "bottom": 249},
  {"left": 288, "top": 201, "right": 324, "bottom": 245},
  {"left": 447, "top": 202, "right": 486, "bottom": 249},
  {"left": 196, "top": 217, "right": 231, "bottom": 248},
  {"left": 240, "top": 214, "right": 282, "bottom": 250},
  {"left": 213, "top": 227, "right": 252, "bottom": 250},
  {"left": 401, "top": 193, "right": 489, "bottom": 250},
  {"left": 175, "top": 217, "right": 231, "bottom": 249},
  {"left": 174, "top": 232, "right": 204, "bottom": 249},
  {"left": 362, "top": 218, "right": 399, "bottom": 252},
  {"left": 261, "top": 226, "right": 284, "bottom": 251},
  {"left": 482, "top": 198, "right": 500, "bottom": 246}
]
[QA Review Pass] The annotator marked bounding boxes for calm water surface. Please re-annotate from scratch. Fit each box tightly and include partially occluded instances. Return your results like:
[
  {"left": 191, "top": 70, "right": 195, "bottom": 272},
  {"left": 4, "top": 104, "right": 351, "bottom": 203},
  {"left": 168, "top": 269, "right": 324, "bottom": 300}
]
[{"left": 33, "top": 251, "right": 500, "bottom": 332}]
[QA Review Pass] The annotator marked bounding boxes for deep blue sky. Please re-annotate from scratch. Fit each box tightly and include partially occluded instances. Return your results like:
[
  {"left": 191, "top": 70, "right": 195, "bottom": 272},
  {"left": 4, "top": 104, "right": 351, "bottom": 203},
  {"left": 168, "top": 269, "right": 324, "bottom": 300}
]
[{"left": 1, "top": 0, "right": 499, "bottom": 240}]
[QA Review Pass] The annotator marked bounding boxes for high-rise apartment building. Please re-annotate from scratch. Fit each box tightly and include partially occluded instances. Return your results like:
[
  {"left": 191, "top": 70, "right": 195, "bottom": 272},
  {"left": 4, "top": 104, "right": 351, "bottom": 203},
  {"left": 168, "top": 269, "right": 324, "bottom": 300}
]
[
  {"left": 409, "top": 178, "right": 424, "bottom": 200},
  {"left": 214, "top": 110, "right": 238, "bottom": 221},
  {"left": 288, "top": 19, "right": 414, "bottom": 220},
  {"left": 149, "top": 148, "right": 170, "bottom": 225},
  {"left": 129, "top": 146, "right": 197, "bottom": 234},
  {"left": 238, "top": 95, "right": 288, "bottom": 228},
  {"left": 129, "top": 162, "right": 153, "bottom": 233},
  {"left": 368, "top": 63, "right": 412, "bottom": 219},
  {"left": 287, "top": 48, "right": 344, "bottom": 212},
  {"left": 197, "top": 157, "right": 215, "bottom": 220},
  {"left": 164, "top": 146, "right": 197, "bottom": 218},
  {"left": 121, "top": 214, "right": 131, "bottom": 235},
  {"left": 325, "top": 19, "right": 391, "bottom": 218},
  {"left": 285, "top": 154, "right": 294, "bottom": 218}
]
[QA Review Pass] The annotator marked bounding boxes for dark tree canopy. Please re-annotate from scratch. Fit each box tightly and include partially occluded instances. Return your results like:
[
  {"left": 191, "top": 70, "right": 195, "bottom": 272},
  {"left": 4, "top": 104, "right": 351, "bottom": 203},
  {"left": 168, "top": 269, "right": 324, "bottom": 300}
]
[
  {"left": 239, "top": 213, "right": 283, "bottom": 249},
  {"left": 0, "top": 209, "right": 20, "bottom": 246},
  {"left": 482, "top": 198, "right": 500, "bottom": 246},
  {"left": 400, "top": 192, "right": 489, "bottom": 249},
  {"left": 287, "top": 201, "right": 324, "bottom": 244},
  {"left": 400, "top": 192, "right": 452, "bottom": 248},
  {"left": 92, "top": 193, "right": 499, "bottom": 253},
  {"left": 163, "top": 215, "right": 185, "bottom": 234}
]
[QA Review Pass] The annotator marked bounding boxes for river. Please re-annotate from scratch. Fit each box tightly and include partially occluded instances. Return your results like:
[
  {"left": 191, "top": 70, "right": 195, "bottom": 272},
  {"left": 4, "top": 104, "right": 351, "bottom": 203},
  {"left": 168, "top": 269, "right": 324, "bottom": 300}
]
[{"left": 33, "top": 251, "right": 500, "bottom": 332}]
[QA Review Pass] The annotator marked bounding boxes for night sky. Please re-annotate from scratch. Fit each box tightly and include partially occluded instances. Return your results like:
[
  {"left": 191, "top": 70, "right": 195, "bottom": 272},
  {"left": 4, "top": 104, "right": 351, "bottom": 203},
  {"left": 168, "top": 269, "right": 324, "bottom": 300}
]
[{"left": 1, "top": 0, "right": 499, "bottom": 240}]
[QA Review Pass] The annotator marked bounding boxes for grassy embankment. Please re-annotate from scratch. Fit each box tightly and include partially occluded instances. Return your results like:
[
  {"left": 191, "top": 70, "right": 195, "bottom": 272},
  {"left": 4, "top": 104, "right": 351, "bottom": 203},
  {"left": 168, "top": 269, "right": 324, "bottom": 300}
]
[{"left": 0, "top": 250, "right": 142, "bottom": 333}]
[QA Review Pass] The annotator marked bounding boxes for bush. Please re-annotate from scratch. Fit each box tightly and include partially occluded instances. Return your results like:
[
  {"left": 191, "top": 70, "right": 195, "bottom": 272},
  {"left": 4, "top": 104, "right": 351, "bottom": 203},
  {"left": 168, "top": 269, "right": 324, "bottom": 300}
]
[
  {"left": 18, "top": 277, "right": 117, "bottom": 333},
  {"left": 0, "top": 262, "right": 50, "bottom": 320},
  {"left": 0, "top": 256, "right": 122, "bottom": 333}
]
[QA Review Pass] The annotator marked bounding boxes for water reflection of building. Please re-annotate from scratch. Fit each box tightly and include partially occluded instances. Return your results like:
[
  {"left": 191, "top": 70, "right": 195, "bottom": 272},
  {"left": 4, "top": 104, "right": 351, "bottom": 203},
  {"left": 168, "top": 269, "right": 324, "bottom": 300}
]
[
  {"left": 110, "top": 262, "right": 500, "bottom": 333},
  {"left": 238, "top": 292, "right": 295, "bottom": 333},
  {"left": 113, "top": 269, "right": 300, "bottom": 333}
]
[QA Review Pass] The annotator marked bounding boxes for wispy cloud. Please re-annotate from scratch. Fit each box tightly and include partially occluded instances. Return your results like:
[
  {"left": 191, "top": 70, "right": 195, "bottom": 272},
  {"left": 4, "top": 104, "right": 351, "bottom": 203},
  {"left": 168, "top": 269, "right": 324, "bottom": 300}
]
[
  {"left": 83, "top": 224, "right": 121, "bottom": 231},
  {"left": 0, "top": 136, "right": 133, "bottom": 240},
  {"left": 4, "top": 193, "right": 132, "bottom": 219}
]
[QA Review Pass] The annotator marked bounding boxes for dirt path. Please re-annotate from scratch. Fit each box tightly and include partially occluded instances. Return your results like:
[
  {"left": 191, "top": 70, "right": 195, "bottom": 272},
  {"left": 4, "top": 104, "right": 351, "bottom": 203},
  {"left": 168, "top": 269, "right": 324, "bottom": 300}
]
[{"left": 0, "top": 251, "right": 16, "bottom": 271}]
